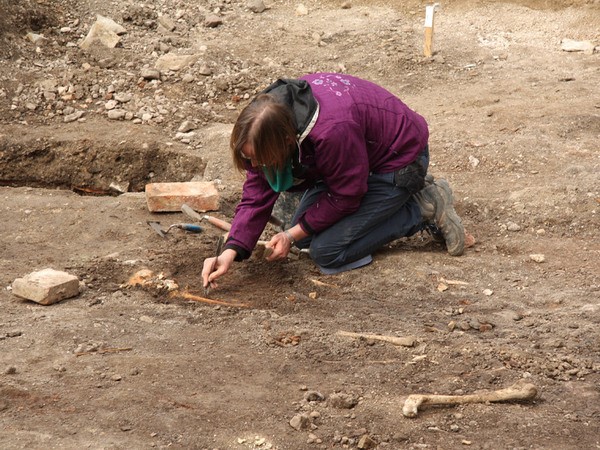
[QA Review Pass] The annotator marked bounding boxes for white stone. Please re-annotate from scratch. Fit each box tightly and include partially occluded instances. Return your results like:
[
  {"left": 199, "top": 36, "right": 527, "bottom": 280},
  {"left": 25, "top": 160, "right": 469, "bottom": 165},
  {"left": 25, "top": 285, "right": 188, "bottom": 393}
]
[
  {"left": 155, "top": 53, "right": 200, "bottom": 71},
  {"left": 529, "top": 254, "right": 546, "bottom": 263},
  {"left": 561, "top": 38, "right": 595, "bottom": 55},
  {"left": 12, "top": 269, "right": 80, "bottom": 305}
]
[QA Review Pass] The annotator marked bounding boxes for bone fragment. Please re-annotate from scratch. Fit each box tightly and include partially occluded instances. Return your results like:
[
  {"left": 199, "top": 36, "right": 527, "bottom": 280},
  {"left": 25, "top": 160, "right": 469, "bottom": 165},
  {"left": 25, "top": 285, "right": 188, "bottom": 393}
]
[
  {"left": 173, "top": 290, "right": 249, "bottom": 308},
  {"left": 402, "top": 381, "right": 537, "bottom": 418},
  {"left": 337, "top": 331, "right": 415, "bottom": 347}
]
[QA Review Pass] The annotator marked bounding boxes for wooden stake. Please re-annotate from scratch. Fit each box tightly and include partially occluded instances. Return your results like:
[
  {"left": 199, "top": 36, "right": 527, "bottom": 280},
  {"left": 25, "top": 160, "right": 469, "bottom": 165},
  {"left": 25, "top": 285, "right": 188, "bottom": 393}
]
[{"left": 423, "top": 4, "right": 439, "bottom": 57}]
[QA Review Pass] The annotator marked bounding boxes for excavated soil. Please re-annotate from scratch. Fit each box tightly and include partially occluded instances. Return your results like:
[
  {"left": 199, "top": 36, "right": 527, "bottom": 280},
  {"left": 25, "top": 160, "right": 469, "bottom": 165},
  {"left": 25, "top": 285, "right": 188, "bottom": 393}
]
[{"left": 0, "top": 0, "right": 599, "bottom": 449}]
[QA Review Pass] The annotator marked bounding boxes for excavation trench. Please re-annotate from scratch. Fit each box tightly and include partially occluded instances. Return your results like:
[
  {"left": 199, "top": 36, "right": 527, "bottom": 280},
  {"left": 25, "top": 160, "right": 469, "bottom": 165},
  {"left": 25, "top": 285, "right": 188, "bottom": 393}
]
[{"left": 0, "top": 123, "right": 206, "bottom": 195}]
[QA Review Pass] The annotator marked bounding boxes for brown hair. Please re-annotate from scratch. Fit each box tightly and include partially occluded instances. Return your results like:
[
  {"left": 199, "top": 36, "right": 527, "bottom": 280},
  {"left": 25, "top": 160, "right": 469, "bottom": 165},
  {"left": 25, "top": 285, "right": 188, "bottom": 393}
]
[{"left": 230, "top": 93, "right": 297, "bottom": 172}]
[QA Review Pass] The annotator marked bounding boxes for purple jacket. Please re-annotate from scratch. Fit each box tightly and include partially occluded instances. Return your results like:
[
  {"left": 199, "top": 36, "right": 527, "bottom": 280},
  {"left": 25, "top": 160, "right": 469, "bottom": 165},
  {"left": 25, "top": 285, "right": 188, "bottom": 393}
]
[{"left": 225, "top": 73, "right": 429, "bottom": 259}]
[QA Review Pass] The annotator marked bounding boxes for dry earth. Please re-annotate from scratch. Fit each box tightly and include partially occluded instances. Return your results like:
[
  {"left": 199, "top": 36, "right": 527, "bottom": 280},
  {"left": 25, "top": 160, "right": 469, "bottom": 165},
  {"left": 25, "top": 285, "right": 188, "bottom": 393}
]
[{"left": 1, "top": 0, "right": 599, "bottom": 449}]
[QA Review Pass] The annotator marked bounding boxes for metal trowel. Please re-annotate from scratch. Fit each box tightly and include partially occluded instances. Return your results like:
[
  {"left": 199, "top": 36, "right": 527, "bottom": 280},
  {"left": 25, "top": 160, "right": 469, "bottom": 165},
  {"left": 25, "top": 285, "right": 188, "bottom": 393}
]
[{"left": 147, "top": 221, "right": 202, "bottom": 238}]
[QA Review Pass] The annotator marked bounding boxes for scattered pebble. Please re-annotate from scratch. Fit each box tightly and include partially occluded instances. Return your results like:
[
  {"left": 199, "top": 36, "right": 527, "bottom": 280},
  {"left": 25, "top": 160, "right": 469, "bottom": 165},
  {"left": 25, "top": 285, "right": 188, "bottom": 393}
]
[
  {"left": 529, "top": 254, "right": 546, "bottom": 263},
  {"left": 296, "top": 4, "right": 309, "bottom": 15},
  {"left": 506, "top": 221, "right": 521, "bottom": 231},
  {"left": 329, "top": 392, "right": 358, "bottom": 409},
  {"left": 304, "top": 390, "right": 325, "bottom": 402},
  {"left": 247, "top": 0, "right": 267, "bottom": 13},
  {"left": 289, "top": 413, "right": 310, "bottom": 431}
]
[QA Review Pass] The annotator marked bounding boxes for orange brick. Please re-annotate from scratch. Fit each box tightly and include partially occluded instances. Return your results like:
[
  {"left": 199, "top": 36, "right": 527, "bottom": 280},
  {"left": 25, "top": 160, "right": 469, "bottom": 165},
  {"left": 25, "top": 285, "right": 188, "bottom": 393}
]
[{"left": 145, "top": 181, "right": 220, "bottom": 212}]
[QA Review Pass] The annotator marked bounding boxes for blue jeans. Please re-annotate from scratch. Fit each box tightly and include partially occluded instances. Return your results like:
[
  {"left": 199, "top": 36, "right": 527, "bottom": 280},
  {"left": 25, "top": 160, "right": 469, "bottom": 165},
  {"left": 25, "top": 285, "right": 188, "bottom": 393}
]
[{"left": 291, "top": 148, "right": 429, "bottom": 273}]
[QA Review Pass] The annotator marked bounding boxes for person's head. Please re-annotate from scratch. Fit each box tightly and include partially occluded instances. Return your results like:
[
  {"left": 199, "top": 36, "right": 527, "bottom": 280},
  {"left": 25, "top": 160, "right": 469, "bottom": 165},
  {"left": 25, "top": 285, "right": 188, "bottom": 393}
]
[{"left": 230, "top": 93, "right": 297, "bottom": 172}]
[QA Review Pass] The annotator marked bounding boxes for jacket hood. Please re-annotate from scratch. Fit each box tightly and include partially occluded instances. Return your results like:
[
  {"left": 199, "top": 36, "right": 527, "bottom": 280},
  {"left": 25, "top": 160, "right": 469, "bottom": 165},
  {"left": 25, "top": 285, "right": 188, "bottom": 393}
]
[{"left": 261, "top": 78, "right": 318, "bottom": 137}]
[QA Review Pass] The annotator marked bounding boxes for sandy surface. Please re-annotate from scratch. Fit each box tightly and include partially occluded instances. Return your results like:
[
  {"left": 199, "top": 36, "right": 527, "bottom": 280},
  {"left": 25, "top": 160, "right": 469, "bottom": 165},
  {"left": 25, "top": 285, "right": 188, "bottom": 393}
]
[{"left": 1, "top": 0, "right": 599, "bottom": 449}]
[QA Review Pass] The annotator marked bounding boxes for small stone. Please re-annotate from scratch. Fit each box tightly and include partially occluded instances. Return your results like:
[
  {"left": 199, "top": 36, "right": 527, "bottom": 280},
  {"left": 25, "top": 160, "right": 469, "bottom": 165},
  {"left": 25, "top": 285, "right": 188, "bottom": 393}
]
[
  {"left": 114, "top": 93, "right": 132, "bottom": 103},
  {"left": 205, "top": 14, "right": 223, "bottom": 28},
  {"left": 479, "top": 323, "right": 493, "bottom": 332},
  {"left": 506, "top": 221, "right": 521, "bottom": 231},
  {"left": 182, "top": 74, "right": 195, "bottom": 83},
  {"left": 357, "top": 434, "right": 377, "bottom": 449},
  {"left": 560, "top": 38, "right": 595, "bottom": 54},
  {"left": 79, "top": 18, "right": 122, "bottom": 50},
  {"left": 296, "top": 4, "right": 309, "bottom": 15},
  {"left": 304, "top": 390, "right": 325, "bottom": 402},
  {"left": 155, "top": 53, "right": 199, "bottom": 71},
  {"left": 105, "top": 99, "right": 118, "bottom": 110},
  {"left": 529, "top": 254, "right": 545, "bottom": 263},
  {"left": 247, "top": 0, "right": 267, "bottom": 13},
  {"left": 107, "top": 109, "right": 126, "bottom": 120},
  {"left": 458, "top": 320, "right": 471, "bottom": 331},
  {"left": 482, "top": 289, "right": 493, "bottom": 296},
  {"left": 26, "top": 32, "right": 47, "bottom": 45},
  {"left": 5, "top": 366, "right": 17, "bottom": 375},
  {"left": 64, "top": 110, "right": 84, "bottom": 123},
  {"left": 289, "top": 413, "right": 310, "bottom": 431},
  {"left": 158, "top": 15, "right": 176, "bottom": 32},
  {"left": 329, "top": 392, "right": 358, "bottom": 409},
  {"left": 178, "top": 120, "right": 196, "bottom": 133},
  {"left": 141, "top": 68, "right": 161, "bottom": 80},
  {"left": 198, "top": 65, "right": 213, "bottom": 76},
  {"left": 469, "top": 319, "right": 481, "bottom": 330}
]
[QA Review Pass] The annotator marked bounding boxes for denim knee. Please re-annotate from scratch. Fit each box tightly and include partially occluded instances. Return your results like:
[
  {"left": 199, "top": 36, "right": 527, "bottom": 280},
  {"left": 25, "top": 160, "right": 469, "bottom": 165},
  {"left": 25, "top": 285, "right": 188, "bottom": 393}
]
[{"left": 308, "top": 239, "right": 340, "bottom": 268}]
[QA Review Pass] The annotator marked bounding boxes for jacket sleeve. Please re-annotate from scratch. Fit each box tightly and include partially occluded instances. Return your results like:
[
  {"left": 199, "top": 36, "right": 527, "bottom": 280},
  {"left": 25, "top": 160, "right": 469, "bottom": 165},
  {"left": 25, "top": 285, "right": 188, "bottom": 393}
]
[
  {"left": 297, "top": 121, "right": 369, "bottom": 234},
  {"left": 224, "top": 167, "right": 280, "bottom": 260}
]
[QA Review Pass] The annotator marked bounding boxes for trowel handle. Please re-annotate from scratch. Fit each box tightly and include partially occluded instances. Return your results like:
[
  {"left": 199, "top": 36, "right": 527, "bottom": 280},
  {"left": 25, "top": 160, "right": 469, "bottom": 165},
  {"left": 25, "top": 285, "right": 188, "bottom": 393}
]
[
  {"left": 180, "top": 224, "right": 203, "bottom": 233},
  {"left": 206, "top": 216, "right": 232, "bottom": 231}
]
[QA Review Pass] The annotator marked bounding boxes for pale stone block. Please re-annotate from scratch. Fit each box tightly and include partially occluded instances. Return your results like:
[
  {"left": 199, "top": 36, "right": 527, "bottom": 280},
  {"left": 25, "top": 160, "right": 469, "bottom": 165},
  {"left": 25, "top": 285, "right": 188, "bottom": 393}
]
[
  {"left": 145, "top": 181, "right": 220, "bottom": 212},
  {"left": 12, "top": 269, "right": 80, "bottom": 305}
]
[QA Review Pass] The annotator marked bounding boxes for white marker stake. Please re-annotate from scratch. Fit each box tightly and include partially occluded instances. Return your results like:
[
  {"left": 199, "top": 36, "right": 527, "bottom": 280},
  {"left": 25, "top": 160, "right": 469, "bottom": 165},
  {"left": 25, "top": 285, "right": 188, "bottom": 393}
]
[{"left": 423, "top": 4, "right": 439, "bottom": 57}]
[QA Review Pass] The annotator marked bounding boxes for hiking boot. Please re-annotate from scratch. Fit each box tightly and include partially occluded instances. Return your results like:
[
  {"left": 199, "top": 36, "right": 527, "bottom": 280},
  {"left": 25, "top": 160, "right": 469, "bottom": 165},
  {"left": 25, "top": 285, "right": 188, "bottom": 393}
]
[
  {"left": 424, "top": 223, "right": 445, "bottom": 243},
  {"left": 413, "top": 179, "right": 465, "bottom": 256}
]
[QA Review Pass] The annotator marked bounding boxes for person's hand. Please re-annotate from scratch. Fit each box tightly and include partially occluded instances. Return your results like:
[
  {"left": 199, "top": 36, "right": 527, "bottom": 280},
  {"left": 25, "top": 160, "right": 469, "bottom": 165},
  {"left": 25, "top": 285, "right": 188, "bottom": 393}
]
[
  {"left": 265, "top": 227, "right": 306, "bottom": 262},
  {"left": 202, "top": 248, "right": 237, "bottom": 289},
  {"left": 265, "top": 232, "right": 292, "bottom": 261}
]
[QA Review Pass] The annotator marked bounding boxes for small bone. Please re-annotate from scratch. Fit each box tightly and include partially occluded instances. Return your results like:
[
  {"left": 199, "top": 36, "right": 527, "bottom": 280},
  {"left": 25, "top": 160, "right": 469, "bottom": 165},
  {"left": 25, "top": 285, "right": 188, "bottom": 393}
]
[
  {"left": 337, "top": 331, "right": 415, "bottom": 347},
  {"left": 402, "top": 381, "right": 537, "bottom": 418}
]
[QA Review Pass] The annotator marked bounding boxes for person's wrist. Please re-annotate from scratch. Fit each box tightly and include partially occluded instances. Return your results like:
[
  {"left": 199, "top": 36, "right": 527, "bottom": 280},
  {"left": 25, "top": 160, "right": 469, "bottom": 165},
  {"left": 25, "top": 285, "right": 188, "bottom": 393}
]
[{"left": 283, "top": 230, "right": 296, "bottom": 247}]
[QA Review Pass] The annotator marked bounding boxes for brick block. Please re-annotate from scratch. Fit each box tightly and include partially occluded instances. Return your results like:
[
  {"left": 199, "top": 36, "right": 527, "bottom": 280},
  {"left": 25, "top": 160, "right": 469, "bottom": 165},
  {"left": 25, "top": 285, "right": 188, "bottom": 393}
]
[
  {"left": 145, "top": 181, "right": 220, "bottom": 212},
  {"left": 12, "top": 269, "right": 80, "bottom": 305}
]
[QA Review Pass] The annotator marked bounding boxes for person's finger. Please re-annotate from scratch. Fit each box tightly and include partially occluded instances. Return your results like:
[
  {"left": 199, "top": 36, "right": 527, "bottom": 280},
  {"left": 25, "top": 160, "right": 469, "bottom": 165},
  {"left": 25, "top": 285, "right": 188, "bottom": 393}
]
[
  {"left": 202, "top": 257, "right": 217, "bottom": 287},
  {"left": 208, "top": 265, "right": 224, "bottom": 284}
]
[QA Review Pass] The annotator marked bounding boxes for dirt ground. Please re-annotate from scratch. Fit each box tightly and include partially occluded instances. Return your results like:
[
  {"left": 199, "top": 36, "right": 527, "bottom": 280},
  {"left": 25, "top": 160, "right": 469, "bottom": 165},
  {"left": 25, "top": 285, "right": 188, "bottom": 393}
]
[{"left": 1, "top": 0, "right": 599, "bottom": 449}]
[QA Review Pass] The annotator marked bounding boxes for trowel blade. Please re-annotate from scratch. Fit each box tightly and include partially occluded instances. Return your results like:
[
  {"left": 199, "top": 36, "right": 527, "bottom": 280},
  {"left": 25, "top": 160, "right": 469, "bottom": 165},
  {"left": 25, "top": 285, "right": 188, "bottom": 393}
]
[{"left": 147, "top": 221, "right": 167, "bottom": 238}]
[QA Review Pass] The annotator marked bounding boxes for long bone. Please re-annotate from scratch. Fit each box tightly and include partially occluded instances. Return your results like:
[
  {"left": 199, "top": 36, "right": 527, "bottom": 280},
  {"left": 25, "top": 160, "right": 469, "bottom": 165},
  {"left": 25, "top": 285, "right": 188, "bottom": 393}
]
[{"left": 402, "top": 381, "right": 538, "bottom": 418}]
